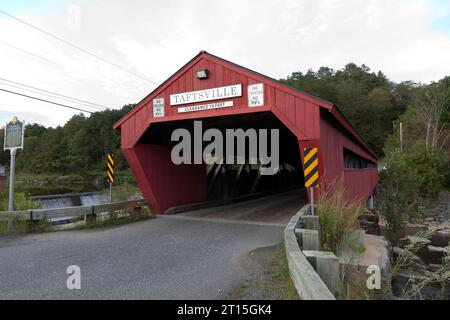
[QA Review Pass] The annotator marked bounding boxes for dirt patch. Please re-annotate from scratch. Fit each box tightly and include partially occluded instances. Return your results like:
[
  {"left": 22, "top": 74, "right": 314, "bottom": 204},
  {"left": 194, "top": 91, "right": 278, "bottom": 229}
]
[{"left": 224, "top": 244, "right": 300, "bottom": 300}]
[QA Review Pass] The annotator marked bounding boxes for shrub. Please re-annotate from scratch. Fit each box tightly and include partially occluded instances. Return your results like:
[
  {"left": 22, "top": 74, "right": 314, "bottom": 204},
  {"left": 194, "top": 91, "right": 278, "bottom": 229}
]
[
  {"left": 377, "top": 149, "right": 421, "bottom": 244},
  {"left": 318, "top": 177, "right": 363, "bottom": 253},
  {"left": 0, "top": 190, "right": 40, "bottom": 211},
  {"left": 377, "top": 141, "right": 446, "bottom": 244}
]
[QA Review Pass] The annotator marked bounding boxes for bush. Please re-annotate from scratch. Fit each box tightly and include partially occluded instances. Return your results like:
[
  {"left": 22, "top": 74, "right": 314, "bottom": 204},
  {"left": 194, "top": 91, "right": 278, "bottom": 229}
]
[
  {"left": 377, "top": 142, "right": 446, "bottom": 243},
  {"left": 377, "top": 150, "right": 421, "bottom": 243},
  {"left": 0, "top": 190, "right": 40, "bottom": 211},
  {"left": 318, "top": 177, "right": 363, "bottom": 253}
]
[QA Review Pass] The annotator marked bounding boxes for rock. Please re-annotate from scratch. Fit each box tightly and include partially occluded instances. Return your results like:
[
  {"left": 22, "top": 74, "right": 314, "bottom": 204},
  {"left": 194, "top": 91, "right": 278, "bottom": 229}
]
[
  {"left": 427, "top": 245, "right": 450, "bottom": 254},
  {"left": 358, "top": 213, "right": 379, "bottom": 223},
  {"left": 399, "top": 236, "right": 431, "bottom": 248},
  {"left": 426, "top": 264, "right": 442, "bottom": 272},
  {"left": 393, "top": 247, "right": 423, "bottom": 264},
  {"left": 424, "top": 245, "right": 450, "bottom": 264},
  {"left": 440, "top": 211, "right": 449, "bottom": 222},
  {"left": 358, "top": 214, "right": 380, "bottom": 235},
  {"left": 391, "top": 270, "right": 450, "bottom": 299},
  {"left": 405, "top": 223, "right": 428, "bottom": 235},
  {"left": 407, "top": 236, "right": 432, "bottom": 245},
  {"left": 430, "top": 229, "right": 450, "bottom": 247}
]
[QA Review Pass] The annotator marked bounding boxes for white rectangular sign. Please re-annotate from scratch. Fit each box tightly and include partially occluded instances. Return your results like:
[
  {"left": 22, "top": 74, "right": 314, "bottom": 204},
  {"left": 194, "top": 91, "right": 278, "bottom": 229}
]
[
  {"left": 152, "top": 98, "right": 165, "bottom": 118},
  {"left": 248, "top": 83, "right": 264, "bottom": 107},
  {"left": 178, "top": 101, "right": 233, "bottom": 113},
  {"left": 170, "top": 84, "right": 242, "bottom": 106}
]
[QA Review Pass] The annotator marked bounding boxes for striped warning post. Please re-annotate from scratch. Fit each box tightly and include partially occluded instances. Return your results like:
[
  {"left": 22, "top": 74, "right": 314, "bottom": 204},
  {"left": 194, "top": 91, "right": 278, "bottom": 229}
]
[
  {"left": 106, "top": 154, "right": 114, "bottom": 183},
  {"left": 303, "top": 147, "right": 319, "bottom": 188}
]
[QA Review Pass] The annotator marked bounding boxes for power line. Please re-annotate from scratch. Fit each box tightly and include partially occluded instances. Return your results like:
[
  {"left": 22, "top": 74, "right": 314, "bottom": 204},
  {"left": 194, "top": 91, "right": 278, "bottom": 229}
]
[
  {"left": 0, "top": 40, "right": 141, "bottom": 97},
  {"left": 0, "top": 88, "right": 93, "bottom": 113},
  {"left": 0, "top": 9, "right": 156, "bottom": 84},
  {"left": 0, "top": 77, "right": 108, "bottom": 109},
  {"left": 0, "top": 82, "right": 105, "bottom": 111},
  {"left": 0, "top": 40, "right": 60, "bottom": 67}
]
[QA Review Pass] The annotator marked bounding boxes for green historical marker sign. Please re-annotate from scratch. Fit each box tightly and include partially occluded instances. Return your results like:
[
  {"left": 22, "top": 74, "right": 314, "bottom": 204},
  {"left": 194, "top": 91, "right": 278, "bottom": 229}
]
[
  {"left": 4, "top": 116, "right": 24, "bottom": 150},
  {"left": 3, "top": 116, "right": 25, "bottom": 213}
]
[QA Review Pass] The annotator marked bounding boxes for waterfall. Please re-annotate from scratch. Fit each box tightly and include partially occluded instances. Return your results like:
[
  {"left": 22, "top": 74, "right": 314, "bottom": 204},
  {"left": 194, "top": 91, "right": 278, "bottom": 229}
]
[
  {"left": 80, "top": 193, "right": 108, "bottom": 206},
  {"left": 39, "top": 198, "right": 74, "bottom": 209},
  {"left": 33, "top": 192, "right": 107, "bottom": 209}
]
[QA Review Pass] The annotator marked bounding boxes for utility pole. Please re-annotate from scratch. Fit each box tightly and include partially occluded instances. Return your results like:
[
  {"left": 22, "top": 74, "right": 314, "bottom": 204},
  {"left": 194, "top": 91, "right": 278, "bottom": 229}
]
[
  {"left": 8, "top": 148, "right": 16, "bottom": 211},
  {"left": 399, "top": 122, "right": 403, "bottom": 152}
]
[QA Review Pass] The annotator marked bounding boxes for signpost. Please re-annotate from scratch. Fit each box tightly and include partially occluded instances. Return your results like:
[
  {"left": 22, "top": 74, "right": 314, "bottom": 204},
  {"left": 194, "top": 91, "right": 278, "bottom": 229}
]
[
  {"left": 4, "top": 116, "right": 25, "bottom": 213},
  {"left": 106, "top": 153, "right": 114, "bottom": 203},
  {"left": 303, "top": 147, "right": 319, "bottom": 215}
]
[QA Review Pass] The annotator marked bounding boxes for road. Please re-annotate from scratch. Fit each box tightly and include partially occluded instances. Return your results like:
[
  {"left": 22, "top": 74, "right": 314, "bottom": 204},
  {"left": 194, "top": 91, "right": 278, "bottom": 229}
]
[
  {"left": 178, "top": 188, "right": 307, "bottom": 225},
  {"left": 0, "top": 215, "right": 285, "bottom": 299}
]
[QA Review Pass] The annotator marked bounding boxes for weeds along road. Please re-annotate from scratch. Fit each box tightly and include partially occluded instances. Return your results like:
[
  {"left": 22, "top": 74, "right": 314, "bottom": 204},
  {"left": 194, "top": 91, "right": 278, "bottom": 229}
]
[{"left": 0, "top": 216, "right": 284, "bottom": 299}]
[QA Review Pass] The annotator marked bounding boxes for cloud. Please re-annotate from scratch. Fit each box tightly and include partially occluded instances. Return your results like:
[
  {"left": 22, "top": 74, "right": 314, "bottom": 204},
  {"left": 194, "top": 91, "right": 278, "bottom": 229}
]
[{"left": 0, "top": 0, "right": 449, "bottom": 127}]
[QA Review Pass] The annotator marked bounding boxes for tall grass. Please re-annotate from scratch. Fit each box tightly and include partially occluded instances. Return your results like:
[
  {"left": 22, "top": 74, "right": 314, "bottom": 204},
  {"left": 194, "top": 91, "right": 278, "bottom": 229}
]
[
  {"left": 317, "top": 177, "right": 363, "bottom": 253},
  {"left": 0, "top": 191, "right": 40, "bottom": 211},
  {"left": 109, "top": 182, "right": 142, "bottom": 201}
]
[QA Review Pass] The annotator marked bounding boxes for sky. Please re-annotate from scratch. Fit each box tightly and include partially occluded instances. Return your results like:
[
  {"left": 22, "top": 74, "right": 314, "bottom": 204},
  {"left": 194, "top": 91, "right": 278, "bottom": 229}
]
[{"left": 0, "top": 0, "right": 449, "bottom": 128}]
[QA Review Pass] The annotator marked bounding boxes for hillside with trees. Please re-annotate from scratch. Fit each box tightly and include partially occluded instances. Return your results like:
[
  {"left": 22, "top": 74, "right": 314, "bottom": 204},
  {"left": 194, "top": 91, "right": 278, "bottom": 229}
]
[
  {"left": 0, "top": 104, "right": 134, "bottom": 175},
  {"left": 280, "top": 63, "right": 421, "bottom": 156},
  {"left": 0, "top": 63, "right": 448, "bottom": 200}
]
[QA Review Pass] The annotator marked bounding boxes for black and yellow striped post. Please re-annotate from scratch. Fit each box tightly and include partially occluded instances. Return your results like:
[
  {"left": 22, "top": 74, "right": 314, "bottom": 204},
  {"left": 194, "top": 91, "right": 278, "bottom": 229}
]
[
  {"left": 303, "top": 147, "right": 319, "bottom": 215},
  {"left": 106, "top": 153, "right": 114, "bottom": 202}
]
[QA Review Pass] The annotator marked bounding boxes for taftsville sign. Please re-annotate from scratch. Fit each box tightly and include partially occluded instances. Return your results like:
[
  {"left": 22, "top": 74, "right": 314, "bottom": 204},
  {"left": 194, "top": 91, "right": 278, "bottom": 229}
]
[{"left": 170, "top": 84, "right": 242, "bottom": 106}]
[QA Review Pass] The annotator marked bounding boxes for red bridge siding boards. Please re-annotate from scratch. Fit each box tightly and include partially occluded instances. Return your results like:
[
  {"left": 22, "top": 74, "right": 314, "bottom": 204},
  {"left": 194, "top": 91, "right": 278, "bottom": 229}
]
[
  {"left": 319, "top": 112, "right": 378, "bottom": 202},
  {"left": 114, "top": 51, "right": 378, "bottom": 213}
]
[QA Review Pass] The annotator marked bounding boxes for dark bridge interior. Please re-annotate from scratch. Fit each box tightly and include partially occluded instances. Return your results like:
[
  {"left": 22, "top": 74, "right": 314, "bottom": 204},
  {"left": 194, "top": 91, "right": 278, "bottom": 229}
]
[{"left": 138, "top": 111, "right": 305, "bottom": 202}]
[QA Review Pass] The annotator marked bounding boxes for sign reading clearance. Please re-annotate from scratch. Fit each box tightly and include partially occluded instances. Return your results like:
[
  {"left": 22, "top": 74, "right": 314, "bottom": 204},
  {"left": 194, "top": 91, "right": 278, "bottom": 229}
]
[
  {"left": 170, "top": 84, "right": 242, "bottom": 106},
  {"left": 178, "top": 101, "right": 233, "bottom": 113}
]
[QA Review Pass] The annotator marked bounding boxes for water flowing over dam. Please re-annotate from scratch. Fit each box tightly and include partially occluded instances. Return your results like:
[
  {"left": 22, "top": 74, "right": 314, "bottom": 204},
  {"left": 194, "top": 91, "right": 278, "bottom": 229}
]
[{"left": 31, "top": 192, "right": 109, "bottom": 209}]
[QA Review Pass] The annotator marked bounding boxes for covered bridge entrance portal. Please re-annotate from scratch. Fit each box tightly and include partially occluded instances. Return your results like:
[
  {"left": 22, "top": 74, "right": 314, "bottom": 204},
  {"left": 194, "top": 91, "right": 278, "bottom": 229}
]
[{"left": 114, "top": 51, "right": 378, "bottom": 214}]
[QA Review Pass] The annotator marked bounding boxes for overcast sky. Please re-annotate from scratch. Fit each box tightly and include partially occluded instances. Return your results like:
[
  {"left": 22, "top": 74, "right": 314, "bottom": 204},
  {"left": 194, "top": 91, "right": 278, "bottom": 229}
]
[{"left": 0, "top": 0, "right": 449, "bottom": 128}]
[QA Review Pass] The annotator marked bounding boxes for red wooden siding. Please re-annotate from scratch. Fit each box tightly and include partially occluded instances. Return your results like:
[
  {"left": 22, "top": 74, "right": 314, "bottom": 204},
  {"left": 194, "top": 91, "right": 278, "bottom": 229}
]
[
  {"left": 114, "top": 51, "right": 378, "bottom": 213},
  {"left": 319, "top": 112, "right": 378, "bottom": 202}
]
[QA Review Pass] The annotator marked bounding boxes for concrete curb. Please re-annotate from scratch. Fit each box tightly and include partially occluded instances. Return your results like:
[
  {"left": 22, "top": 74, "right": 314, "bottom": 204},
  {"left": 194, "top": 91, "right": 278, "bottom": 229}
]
[{"left": 284, "top": 205, "right": 336, "bottom": 300}]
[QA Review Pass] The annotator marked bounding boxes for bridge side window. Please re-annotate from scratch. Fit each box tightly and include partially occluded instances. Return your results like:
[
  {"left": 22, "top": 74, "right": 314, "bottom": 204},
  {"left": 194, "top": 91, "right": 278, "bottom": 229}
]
[{"left": 343, "top": 148, "right": 376, "bottom": 169}]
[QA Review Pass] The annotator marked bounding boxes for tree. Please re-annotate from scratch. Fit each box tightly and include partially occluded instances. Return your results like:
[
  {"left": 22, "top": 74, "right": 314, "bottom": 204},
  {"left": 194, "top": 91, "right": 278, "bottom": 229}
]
[
  {"left": 281, "top": 63, "right": 406, "bottom": 155},
  {"left": 412, "top": 82, "right": 449, "bottom": 159},
  {"left": 0, "top": 129, "right": 8, "bottom": 165}
]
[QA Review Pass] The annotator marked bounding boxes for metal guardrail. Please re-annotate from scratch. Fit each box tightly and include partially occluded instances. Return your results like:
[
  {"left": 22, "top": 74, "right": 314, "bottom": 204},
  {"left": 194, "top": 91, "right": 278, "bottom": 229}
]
[{"left": 0, "top": 199, "right": 148, "bottom": 222}]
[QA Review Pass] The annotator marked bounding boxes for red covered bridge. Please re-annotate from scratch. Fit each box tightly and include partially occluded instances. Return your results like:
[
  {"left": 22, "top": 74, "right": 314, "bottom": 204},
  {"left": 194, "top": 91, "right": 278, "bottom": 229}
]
[{"left": 113, "top": 51, "right": 378, "bottom": 214}]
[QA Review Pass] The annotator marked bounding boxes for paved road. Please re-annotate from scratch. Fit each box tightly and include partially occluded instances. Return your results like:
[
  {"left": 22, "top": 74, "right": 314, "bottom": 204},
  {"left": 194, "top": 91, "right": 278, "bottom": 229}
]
[
  {"left": 0, "top": 216, "right": 284, "bottom": 299},
  {"left": 180, "top": 188, "right": 307, "bottom": 225}
]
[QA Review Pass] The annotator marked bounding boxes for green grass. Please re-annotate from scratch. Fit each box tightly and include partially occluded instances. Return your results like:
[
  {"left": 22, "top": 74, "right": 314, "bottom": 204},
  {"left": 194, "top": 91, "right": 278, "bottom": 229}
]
[
  {"left": 318, "top": 178, "right": 362, "bottom": 253},
  {"left": 225, "top": 244, "right": 300, "bottom": 300},
  {"left": 72, "top": 207, "right": 154, "bottom": 231},
  {"left": 108, "top": 182, "right": 142, "bottom": 202},
  {"left": 0, "top": 191, "right": 40, "bottom": 211},
  {"left": 0, "top": 218, "right": 51, "bottom": 235},
  {"left": 276, "top": 244, "right": 300, "bottom": 300}
]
